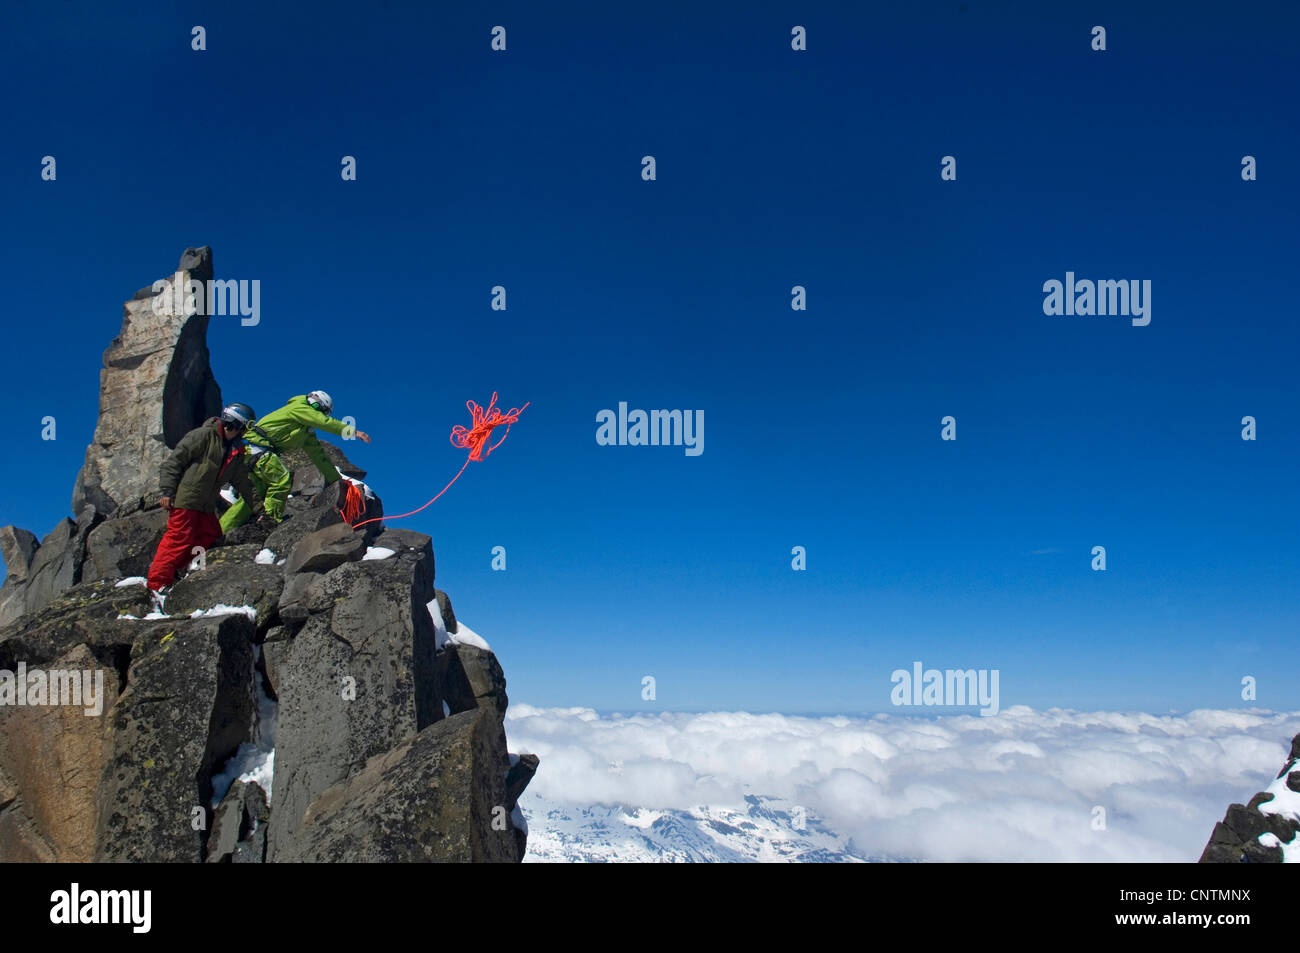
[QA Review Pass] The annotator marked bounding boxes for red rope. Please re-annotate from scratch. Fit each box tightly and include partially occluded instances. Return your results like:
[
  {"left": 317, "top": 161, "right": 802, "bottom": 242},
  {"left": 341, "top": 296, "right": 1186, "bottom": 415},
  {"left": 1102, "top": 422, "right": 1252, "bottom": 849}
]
[
  {"left": 350, "top": 392, "right": 528, "bottom": 530},
  {"left": 338, "top": 480, "right": 367, "bottom": 525}
]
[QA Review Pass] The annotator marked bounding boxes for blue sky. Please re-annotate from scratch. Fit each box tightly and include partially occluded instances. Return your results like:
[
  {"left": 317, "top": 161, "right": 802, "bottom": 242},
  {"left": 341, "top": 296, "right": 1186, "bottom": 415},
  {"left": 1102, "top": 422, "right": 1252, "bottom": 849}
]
[{"left": 1, "top": 1, "right": 1295, "bottom": 714}]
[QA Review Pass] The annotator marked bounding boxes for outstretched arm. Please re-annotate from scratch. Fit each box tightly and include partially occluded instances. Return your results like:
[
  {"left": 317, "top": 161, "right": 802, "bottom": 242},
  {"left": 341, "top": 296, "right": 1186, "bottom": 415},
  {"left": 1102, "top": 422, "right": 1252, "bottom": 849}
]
[{"left": 285, "top": 400, "right": 351, "bottom": 438}]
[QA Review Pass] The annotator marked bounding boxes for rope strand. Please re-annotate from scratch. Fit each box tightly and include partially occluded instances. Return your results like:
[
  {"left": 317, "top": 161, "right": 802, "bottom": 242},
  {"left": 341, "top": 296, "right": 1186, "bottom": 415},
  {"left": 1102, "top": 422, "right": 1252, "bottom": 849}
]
[{"left": 349, "top": 392, "right": 527, "bottom": 530}]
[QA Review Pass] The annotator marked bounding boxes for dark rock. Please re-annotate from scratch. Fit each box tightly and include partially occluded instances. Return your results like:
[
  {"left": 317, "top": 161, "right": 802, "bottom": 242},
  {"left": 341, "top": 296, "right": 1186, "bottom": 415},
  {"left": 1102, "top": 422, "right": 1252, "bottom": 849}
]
[
  {"left": 275, "top": 709, "right": 518, "bottom": 863},
  {"left": 264, "top": 482, "right": 348, "bottom": 558},
  {"left": 0, "top": 527, "right": 39, "bottom": 582},
  {"left": 1200, "top": 821, "right": 1244, "bottom": 863},
  {"left": 265, "top": 555, "right": 438, "bottom": 861},
  {"left": 164, "top": 544, "right": 285, "bottom": 637},
  {"left": 177, "top": 246, "right": 213, "bottom": 277},
  {"left": 95, "top": 613, "right": 258, "bottom": 862},
  {"left": 434, "top": 589, "right": 457, "bottom": 633},
  {"left": 514, "top": 823, "right": 528, "bottom": 863},
  {"left": 275, "top": 573, "right": 313, "bottom": 625},
  {"left": 271, "top": 475, "right": 384, "bottom": 548},
  {"left": 0, "top": 580, "right": 25, "bottom": 629},
  {"left": 315, "top": 532, "right": 435, "bottom": 624},
  {"left": 0, "top": 577, "right": 149, "bottom": 670},
  {"left": 505, "top": 753, "right": 540, "bottom": 812},
  {"left": 261, "top": 639, "right": 288, "bottom": 698},
  {"left": 440, "top": 643, "right": 508, "bottom": 717},
  {"left": 1225, "top": 800, "right": 1291, "bottom": 844},
  {"left": 1241, "top": 839, "right": 1283, "bottom": 863},
  {"left": 23, "top": 507, "right": 103, "bottom": 617},
  {"left": 1199, "top": 738, "right": 1300, "bottom": 863},
  {"left": 284, "top": 523, "right": 366, "bottom": 576},
  {"left": 287, "top": 441, "right": 367, "bottom": 495},
  {"left": 71, "top": 248, "right": 221, "bottom": 517},
  {"left": 206, "top": 779, "right": 269, "bottom": 863},
  {"left": 207, "top": 779, "right": 248, "bottom": 862},
  {"left": 83, "top": 506, "right": 168, "bottom": 582},
  {"left": 1245, "top": 791, "right": 1272, "bottom": 813},
  {"left": 371, "top": 529, "right": 430, "bottom": 578},
  {"left": 374, "top": 528, "right": 434, "bottom": 574},
  {"left": 438, "top": 643, "right": 510, "bottom": 764},
  {"left": 232, "top": 836, "right": 265, "bottom": 862},
  {"left": 219, "top": 518, "right": 275, "bottom": 549},
  {"left": 113, "top": 495, "right": 149, "bottom": 518},
  {"left": 280, "top": 555, "right": 432, "bottom": 621}
]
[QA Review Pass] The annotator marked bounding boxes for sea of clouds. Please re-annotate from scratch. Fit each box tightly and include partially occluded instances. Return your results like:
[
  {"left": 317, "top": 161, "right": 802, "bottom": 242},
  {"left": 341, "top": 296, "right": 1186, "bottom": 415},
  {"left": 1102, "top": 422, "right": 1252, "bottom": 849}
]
[{"left": 505, "top": 705, "right": 1300, "bottom": 862}]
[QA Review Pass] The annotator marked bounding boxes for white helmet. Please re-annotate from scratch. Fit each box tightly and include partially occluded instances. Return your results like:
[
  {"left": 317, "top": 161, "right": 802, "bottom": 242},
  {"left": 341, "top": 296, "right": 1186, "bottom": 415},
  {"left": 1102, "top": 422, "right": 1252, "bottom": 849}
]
[{"left": 306, "top": 390, "right": 334, "bottom": 415}]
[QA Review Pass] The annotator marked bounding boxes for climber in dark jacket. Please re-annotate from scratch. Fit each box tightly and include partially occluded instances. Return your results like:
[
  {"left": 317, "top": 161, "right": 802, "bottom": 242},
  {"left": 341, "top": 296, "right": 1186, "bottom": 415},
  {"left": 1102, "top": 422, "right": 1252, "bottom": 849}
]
[{"left": 146, "top": 404, "right": 263, "bottom": 593}]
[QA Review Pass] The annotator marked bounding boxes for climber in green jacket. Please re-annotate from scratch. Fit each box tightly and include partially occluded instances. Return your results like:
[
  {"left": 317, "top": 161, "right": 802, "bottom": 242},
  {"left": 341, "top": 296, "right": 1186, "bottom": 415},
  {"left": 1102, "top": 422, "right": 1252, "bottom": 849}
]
[{"left": 219, "top": 390, "right": 371, "bottom": 533}]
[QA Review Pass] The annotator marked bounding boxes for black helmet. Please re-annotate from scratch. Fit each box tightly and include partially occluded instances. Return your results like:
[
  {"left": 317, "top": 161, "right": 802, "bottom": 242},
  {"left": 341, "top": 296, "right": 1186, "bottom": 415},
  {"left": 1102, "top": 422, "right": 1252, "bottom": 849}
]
[{"left": 220, "top": 403, "right": 255, "bottom": 431}]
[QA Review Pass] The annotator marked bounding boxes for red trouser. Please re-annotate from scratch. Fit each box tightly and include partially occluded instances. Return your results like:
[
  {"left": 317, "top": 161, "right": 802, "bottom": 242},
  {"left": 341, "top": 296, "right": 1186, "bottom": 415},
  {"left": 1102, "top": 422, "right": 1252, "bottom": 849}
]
[{"left": 147, "top": 508, "right": 222, "bottom": 591}]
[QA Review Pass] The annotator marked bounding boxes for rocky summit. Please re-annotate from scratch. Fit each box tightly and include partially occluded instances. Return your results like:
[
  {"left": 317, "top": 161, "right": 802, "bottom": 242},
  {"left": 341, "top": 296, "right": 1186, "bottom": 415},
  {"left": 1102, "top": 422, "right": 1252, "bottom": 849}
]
[
  {"left": 1199, "top": 733, "right": 1300, "bottom": 863},
  {"left": 0, "top": 248, "right": 536, "bottom": 863}
]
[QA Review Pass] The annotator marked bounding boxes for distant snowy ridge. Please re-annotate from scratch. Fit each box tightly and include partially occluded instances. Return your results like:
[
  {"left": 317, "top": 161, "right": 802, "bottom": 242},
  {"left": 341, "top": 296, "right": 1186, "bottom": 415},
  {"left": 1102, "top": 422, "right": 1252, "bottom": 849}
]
[{"left": 521, "top": 792, "right": 878, "bottom": 863}]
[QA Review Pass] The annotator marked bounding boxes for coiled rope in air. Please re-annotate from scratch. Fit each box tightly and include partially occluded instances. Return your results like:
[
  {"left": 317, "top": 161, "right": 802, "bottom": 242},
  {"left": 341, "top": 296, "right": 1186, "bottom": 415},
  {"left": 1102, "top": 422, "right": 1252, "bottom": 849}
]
[{"left": 348, "top": 392, "right": 528, "bottom": 530}]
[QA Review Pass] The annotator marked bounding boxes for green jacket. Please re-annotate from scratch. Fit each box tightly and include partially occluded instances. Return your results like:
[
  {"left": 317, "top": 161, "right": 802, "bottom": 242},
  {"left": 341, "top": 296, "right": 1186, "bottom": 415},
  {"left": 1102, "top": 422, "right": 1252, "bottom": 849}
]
[
  {"left": 245, "top": 395, "right": 351, "bottom": 483},
  {"left": 159, "top": 418, "right": 259, "bottom": 514}
]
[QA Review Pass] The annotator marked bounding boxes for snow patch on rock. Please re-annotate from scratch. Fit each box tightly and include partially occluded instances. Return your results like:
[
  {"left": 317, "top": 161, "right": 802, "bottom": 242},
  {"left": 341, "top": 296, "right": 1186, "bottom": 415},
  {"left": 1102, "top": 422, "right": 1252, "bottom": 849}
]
[
  {"left": 428, "top": 597, "right": 491, "bottom": 652},
  {"left": 190, "top": 604, "right": 257, "bottom": 620}
]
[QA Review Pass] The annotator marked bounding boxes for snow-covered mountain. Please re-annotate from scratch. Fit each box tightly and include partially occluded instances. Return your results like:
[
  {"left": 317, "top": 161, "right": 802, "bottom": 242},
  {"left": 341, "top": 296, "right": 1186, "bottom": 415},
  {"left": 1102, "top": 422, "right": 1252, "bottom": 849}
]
[
  {"left": 1200, "top": 733, "right": 1300, "bottom": 863},
  {"left": 520, "top": 792, "right": 899, "bottom": 862}
]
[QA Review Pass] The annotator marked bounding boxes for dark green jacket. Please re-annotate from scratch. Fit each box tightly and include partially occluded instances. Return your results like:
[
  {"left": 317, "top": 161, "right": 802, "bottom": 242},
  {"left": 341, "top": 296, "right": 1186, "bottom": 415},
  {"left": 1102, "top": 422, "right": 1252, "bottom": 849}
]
[
  {"left": 245, "top": 395, "right": 351, "bottom": 484},
  {"left": 158, "top": 418, "right": 259, "bottom": 514}
]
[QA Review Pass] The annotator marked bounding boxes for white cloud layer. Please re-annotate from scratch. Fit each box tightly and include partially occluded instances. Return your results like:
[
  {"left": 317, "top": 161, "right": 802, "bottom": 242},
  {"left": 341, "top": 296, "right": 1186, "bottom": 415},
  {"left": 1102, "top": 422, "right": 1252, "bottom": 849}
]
[{"left": 505, "top": 705, "right": 1300, "bottom": 862}]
